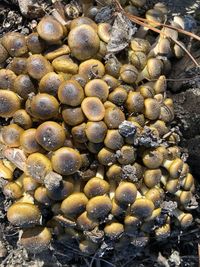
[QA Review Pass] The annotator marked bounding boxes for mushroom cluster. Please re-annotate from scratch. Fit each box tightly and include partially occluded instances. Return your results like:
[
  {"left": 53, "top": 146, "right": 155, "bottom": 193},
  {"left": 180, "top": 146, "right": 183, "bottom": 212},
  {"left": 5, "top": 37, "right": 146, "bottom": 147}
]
[{"left": 0, "top": 0, "right": 196, "bottom": 255}]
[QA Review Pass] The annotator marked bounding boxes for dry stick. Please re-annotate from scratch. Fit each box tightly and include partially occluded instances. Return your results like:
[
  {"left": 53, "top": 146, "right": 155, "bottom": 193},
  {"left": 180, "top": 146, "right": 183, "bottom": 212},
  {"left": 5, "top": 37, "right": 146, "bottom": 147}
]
[{"left": 112, "top": 0, "right": 200, "bottom": 67}]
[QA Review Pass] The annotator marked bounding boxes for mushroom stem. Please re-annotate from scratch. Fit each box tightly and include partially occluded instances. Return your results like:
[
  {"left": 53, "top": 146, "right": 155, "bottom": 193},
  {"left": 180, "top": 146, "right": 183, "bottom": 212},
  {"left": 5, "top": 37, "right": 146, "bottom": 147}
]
[
  {"left": 109, "top": 179, "right": 117, "bottom": 200},
  {"left": 95, "top": 165, "right": 105, "bottom": 179}
]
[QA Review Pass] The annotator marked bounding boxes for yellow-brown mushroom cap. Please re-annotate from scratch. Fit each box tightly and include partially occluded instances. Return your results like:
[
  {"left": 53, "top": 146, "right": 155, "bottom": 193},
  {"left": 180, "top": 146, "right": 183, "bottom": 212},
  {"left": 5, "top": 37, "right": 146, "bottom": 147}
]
[
  {"left": 81, "top": 97, "right": 105, "bottom": 121},
  {"left": 86, "top": 195, "right": 112, "bottom": 220},
  {"left": 84, "top": 79, "right": 109, "bottom": 102},
  {"left": 68, "top": 24, "right": 100, "bottom": 61},
  {"left": 61, "top": 192, "right": 88, "bottom": 218},
  {"left": 104, "top": 222, "right": 124, "bottom": 239},
  {"left": 37, "top": 16, "right": 64, "bottom": 43},
  {"left": 115, "top": 182, "right": 137, "bottom": 206},
  {"left": 85, "top": 121, "right": 107, "bottom": 143},
  {"left": 7, "top": 202, "right": 41, "bottom": 227},
  {"left": 58, "top": 80, "right": 84, "bottom": 106},
  {"left": 0, "top": 90, "right": 21, "bottom": 118},
  {"left": 35, "top": 121, "right": 66, "bottom": 151},
  {"left": 51, "top": 147, "right": 82, "bottom": 175},
  {"left": 20, "top": 128, "right": 42, "bottom": 154},
  {"left": 2, "top": 32, "right": 28, "bottom": 57},
  {"left": 84, "top": 177, "right": 110, "bottom": 198},
  {"left": 130, "top": 198, "right": 155, "bottom": 218},
  {"left": 20, "top": 226, "right": 51, "bottom": 253}
]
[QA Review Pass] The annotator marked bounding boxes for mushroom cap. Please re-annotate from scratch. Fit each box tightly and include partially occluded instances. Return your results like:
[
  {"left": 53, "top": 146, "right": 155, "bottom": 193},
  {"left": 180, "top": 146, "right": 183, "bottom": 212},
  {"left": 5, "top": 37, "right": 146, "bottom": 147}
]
[
  {"left": 85, "top": 79, "right": 109, "bottom": 102},
  {"left": 58, "top": 80, "right": 84, "bottom": 106},
  {"left": 20, "top": 128, "right": 42, "bottom": 154},
  {"left": 143, "top": 169, "right": 162, "bottom": 188},
  {"left": 62, "top": 106, "right": 85, "bottom": 126},
  {"left": 104, "top": 222, "right": 124, "bottom": 239},
  {"left": 104, "top": 130, "right": 124, "bottom": 150},
  {"left": 20, "top": 227, "right": 51, "bottom": 253},
  {"left": 39, "top": 72, "right": 64, "bottom": 96},
  {"left": 85, "top": 121, "right": 107, "bottom": 143},
  {"left": 2, "top": 32, "right": 28, "bottom": 57},
  {"left": 14, "top": 74, "right": 36, "bottom": 100},
  {"left": 131, "top": 198, "right": 155, "bottom": 218},
  {"left": 35, "top": 121, "right": 66, "bottom": 151},
  {"left": 51, "top": 147, "right": 82, "bottom": 175},
  {"left": 81, "top": 97, "right": 105, "bottom": 121},
  {"left": 68, "top": 25, "right": 100, "bottom": 61},
  {"left": 84, "top": 177, "right": 110, "bottom": 198},
  {"left": 115, "top": 182, "right": 137, "bottom": 206},
  {"left": 27, "top": 93, "right": 59, "bottom": 120},
  {"left": 104, "top": 107, "right": 125, "bottom": 129},
  {"left": 27, "top": 54, "right": 53, "bottom": 80},
  {"left": 1, "top": 124, "right": 24, "bottom": 148},
  {"left": 77, "top": 211, "right": 98, "bottom": 231},
  {"left": 86, "top": 195, "right": 112, "bottom": 219},
  {"left": 61, "top": 193, "right": 88, "bottom": 218},
  {"left": 0, "top": 90, "right": 21, "bottom": 118},
  {"left": 0, "top": 69, "right": 17, "bottom": 90},
  {"left": 26, "top": 152, "right": 52, "bottom": 182},
  {"left": 7, "top": 202, "right": 41, "bottom": 227},
  {"left": 37, "top": 16, "right": 64, "bottom": 43}
]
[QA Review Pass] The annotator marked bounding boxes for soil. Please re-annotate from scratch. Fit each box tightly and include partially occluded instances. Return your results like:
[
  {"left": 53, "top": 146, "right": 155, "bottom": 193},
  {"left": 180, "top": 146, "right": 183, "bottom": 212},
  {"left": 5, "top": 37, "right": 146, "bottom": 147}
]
[{"left": 0, "top": 1, "right": 200, "bottom": 266}]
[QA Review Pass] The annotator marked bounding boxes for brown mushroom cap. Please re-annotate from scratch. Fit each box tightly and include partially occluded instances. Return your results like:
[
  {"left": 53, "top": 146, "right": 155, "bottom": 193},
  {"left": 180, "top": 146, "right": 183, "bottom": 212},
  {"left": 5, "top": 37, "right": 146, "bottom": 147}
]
[
  {"left": 14, "top": 74, "right": 36, "bottom": 100},
  {"left": 62, "top": 106, "right": 85, "bottom": 126},
  {"left": 26, "top": 32, "right": 45, "bottom": 54},
  {"left": 39, "top": 72, "right": 64, "bottom": 96},
  {"left": 27, "top": 54, "right": 53, "bottom": 80},
  {"left": 86, "top": 195, "right": 112, "bottom": 220},
  {"left": 35, "top": 121, "right": 66, "bottom": 151},
  {"left": 27, "top": 93, "right": 59, "bottom": 120},
  {"left": 142, "top": 148, "right": 164, "bottom": 169},
  {"left": 20, "top": 128, "right": 42, "bottom": 154},
  {"left": 104, "top": 107, "right": 125, "bottom": 129},
  {"left": 77, "top": 211, "right": 98, "bottom": 231},
  {"left": 1, "top": 124, "right": 24, "bottom": 148},
  {"left": 97, "top": 147, "right": 116, "bottom": 166},
  {"left": 61, "top": 192, "right": 88, "bottom": 218},
  {"left": 71, "top": 123, "right": 88, "bottom": 143},
  {"left": 81, "top": 97, "right": 105, "bottom": 121},
  {"left": 0, "top": 69, "right": 17, "bottom": 90},
  {"left": 104, "top": 130, "right": 124, "bottom": 150},
  {"left": 120, "top": 64, "right": 138, "bottom": 84},
  {"left": 85, "top": 79, "right": 109, "bottom": 102},
  {"left": 26, "top": 153, "right": 52, "bottom": 182},
  {"left": 51, "top": 147, "right": 82, "bottom": 175},
  {"left": 68, "top": 25, "right": 100, "bottom": 61},
  {"left": 108, "top": 87, "right": 128, "bottom": 106},
  {"left": 7, "top": 57, "right": 27, "bottom": 75},
  {"left": 130, "top": 198, "right": 155, "bottom": 218},
  {"left": 85, "top": 121, "right": 107, "bottom": 143},
  {"left": 143, "top": 169, "right": 162, "bottom": 188},
  {"left": 20, "top": 227, "right": 51, "bottom": 252},
  {"left": 144, "top": 98, "right": 161, "bottom": 120},
  {"left": 79, "top": 59, "right": 105, "bottom": 79},
  {"left": 104, "top": 222, "right": 124, "bottom": 239},
  {"left": 84, "top": 177, "right": 110, "bottom": 198},
  {"left": 126, "top": 91, "right": 144, "bottom": 114},
  {"left": 0, "top": 90, "right": 21, "bottom": 118},
  {"left": 37, "top": 16, "right": 64, "bottom": 43},
  {"left": 0, "top": 43, "right": 9, "bottom": 64},
  {"left": 117, "top": 145, "right": 136, "bottom": 165},
  {"left": 3, "top": 182, "right": 23, "bottom": 199},
  {"left": 7, "top": 202, "right": 41, "bottom": 227},
  {"left": 115, "top": 182, "right": 137, "bottom": 206},
  {"left": 58, "top": 80, "right": 84, "bottom": 106},
  {"left": 2, "top": 32, "right": 28, "bottom": 57}
]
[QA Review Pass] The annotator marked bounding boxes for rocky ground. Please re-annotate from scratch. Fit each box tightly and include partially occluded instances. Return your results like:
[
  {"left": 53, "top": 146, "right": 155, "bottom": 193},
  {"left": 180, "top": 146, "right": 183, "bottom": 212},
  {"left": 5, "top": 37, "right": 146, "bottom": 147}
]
[{"left": 0, "top": 1, "right": 200, "bottom": 266}]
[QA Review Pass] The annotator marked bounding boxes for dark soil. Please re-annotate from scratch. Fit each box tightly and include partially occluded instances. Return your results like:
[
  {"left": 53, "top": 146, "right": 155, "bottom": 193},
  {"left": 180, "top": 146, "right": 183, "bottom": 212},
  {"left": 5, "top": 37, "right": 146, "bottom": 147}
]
[{"left": 0, "top": 1, "right": 200, "bottom": 266}]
